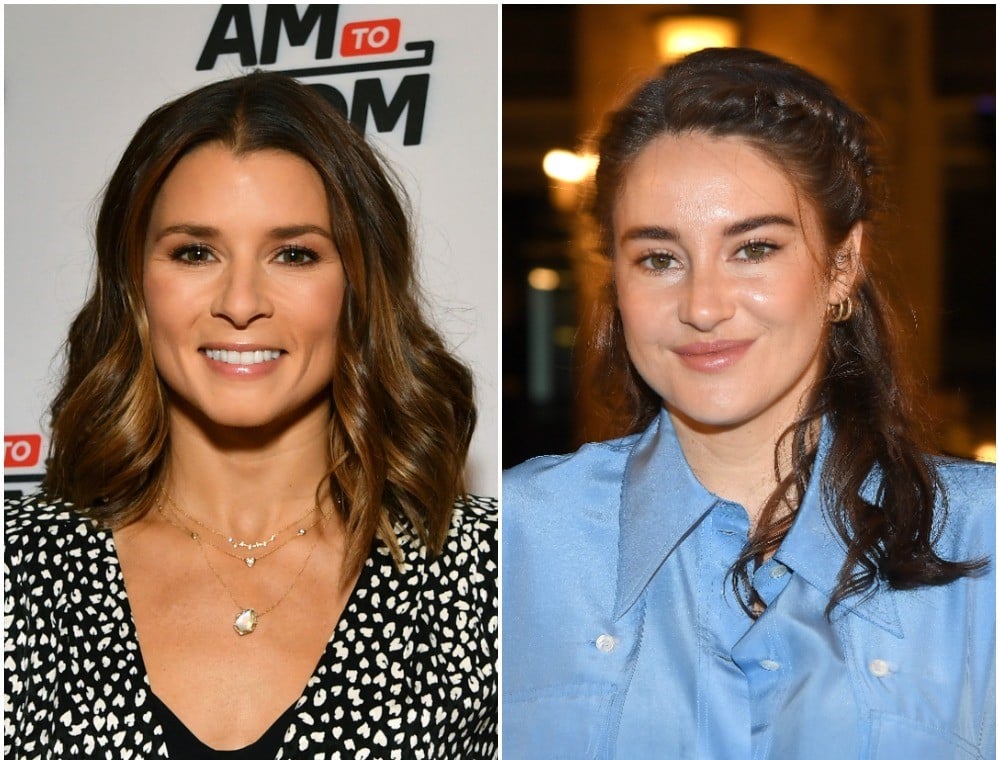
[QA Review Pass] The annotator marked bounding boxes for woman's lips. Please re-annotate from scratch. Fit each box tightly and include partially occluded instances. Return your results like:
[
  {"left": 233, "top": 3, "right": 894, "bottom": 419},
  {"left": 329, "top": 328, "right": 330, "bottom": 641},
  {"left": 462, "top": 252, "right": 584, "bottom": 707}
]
[
  {"left": 203, "top": 348, "right": 282, "bottom": 366},
  {"left": 200, "top": 346, "right": 284, "bottom": 377},
  {"left": 672, "top": 340, "right": 754, "bottom": 372}
]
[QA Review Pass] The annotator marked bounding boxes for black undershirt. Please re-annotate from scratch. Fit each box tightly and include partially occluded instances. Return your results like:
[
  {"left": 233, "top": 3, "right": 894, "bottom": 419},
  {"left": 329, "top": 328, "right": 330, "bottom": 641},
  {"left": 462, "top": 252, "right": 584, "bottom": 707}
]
[{"left": 148, "top": 691, "right": 296, "bottom": 759}]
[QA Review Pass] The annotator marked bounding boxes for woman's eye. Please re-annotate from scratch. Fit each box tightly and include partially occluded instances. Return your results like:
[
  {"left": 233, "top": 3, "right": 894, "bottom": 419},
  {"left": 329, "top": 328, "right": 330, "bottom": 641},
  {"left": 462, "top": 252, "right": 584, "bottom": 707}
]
[
  {"left": 736, "top": 241, "right": 777, "bottom": 261},
  {"left": 275, "top": 246, "right": 318, "bottom": 265},
  {"left": 172, "top": 244, "right": 215, "bottom": 264},
  {"left": 641, "top": 252, "right": 677, "bottom": 271}
]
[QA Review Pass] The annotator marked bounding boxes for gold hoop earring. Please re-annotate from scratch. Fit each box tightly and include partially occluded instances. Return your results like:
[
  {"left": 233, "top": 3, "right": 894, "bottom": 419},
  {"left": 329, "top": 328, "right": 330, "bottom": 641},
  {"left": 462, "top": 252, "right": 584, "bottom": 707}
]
[{"left": 828, "top": 297, "right": 853, "bottom": 323}]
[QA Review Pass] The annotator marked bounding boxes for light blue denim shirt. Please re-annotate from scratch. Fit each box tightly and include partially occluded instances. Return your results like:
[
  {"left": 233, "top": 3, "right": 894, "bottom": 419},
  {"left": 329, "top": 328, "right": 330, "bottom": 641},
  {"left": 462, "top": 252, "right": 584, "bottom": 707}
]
[{"left": 502, "top": 410, "right": 995, "bottom": 759}]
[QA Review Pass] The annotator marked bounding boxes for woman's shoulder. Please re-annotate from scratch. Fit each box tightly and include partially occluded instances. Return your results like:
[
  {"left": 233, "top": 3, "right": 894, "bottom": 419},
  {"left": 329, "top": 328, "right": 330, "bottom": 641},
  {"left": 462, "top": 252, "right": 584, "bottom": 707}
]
[
  {"left": 4, "top": 490, "right": 112, "bottom": 603},
  {"left": 437, "top": 493, "right": 497, "bottom": 565},
  {"left": 449, "top": 493, "right": 497, "bottom": 532},
  {"left": 502, "top": 435, "right": 641, "bottom": 552},
  {"left": 931, "top": 456, "right": 996, "bottom": 556},
  {"left": 504, "top": 433, "right": 642, "bottom": 492},
  {"left": 5, "top": 489, "right": 101, "bottom": 557},
  {"left": 397, "top": 494, "right": 497, "bottom": 621},
  {"left": 390, "top": 494, "right": 497, "bottom": 575},
  {"left": 934, "top": 455, "right": 995, "bottom": 493}
]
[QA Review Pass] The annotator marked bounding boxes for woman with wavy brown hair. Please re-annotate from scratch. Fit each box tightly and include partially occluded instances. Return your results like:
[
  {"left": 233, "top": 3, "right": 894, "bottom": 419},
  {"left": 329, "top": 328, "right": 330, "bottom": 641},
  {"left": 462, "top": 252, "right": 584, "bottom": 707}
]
[
  {"left": 5, "top": 71, "right": 496, "bottom": 758},
  {"left": 503, "top": 48, "right": 993, "bottom": 758}
]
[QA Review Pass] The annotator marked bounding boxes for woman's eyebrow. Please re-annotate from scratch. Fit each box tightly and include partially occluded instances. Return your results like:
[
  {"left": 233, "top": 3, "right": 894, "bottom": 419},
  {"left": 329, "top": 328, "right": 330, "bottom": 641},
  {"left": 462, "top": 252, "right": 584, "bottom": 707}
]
[
  {"left": 267, "top": 224, "right": 333, "bottom": 241},
  {"left": 619, "top": 225, "right": 680, "bottom": 244},
  {"left": 620, "top": 215, "right": 797, "bottom": 246},
  {"left": 152, "top": 223, "right": 218, "bottom": 242},
  {"left": 722, "top": 214, "right": 796, "bottom": 236},
  {"left": 151, "top": 223, "right": 333, "bottom": 242}
]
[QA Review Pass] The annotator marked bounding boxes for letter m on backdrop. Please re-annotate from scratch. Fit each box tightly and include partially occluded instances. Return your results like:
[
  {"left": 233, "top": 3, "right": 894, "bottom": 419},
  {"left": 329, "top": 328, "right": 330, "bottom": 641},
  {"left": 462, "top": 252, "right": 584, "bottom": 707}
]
[{"left": 197, "top": 5, "right": 339, "bottom": 70}]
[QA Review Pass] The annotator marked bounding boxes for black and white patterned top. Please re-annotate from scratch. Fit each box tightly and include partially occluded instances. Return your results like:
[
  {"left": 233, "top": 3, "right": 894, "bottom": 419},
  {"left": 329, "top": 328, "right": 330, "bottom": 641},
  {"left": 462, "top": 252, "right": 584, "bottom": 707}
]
[{"left": 4, "top": 491, "right": 498, "bottom": 759}]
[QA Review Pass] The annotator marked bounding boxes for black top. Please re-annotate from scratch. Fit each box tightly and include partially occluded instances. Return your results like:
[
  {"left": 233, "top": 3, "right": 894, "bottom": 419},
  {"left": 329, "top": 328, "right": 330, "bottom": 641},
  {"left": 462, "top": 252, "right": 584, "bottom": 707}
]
[
  {"left": 5, "top": 492, "right": 498, "bottom": 759},
  {"left": 149, "top": 691, "right": 292, "bottom": 759}
]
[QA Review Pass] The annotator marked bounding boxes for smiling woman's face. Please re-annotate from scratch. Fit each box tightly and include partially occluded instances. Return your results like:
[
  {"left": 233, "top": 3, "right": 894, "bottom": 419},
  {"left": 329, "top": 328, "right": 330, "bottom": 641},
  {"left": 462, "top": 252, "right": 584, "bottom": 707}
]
[
  {"left": 142, "top": 142, "right": 347, "bottom": 434},
  {"left": 612, "top": 132, "right": 857, "bottom": 434}
]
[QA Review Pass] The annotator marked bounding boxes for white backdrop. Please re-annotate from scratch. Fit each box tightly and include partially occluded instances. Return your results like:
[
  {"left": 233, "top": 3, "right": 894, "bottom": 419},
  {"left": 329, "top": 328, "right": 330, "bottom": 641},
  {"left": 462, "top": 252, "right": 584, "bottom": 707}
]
[{"left": 4, "top": 4, "right": 498, "bottom": 496}]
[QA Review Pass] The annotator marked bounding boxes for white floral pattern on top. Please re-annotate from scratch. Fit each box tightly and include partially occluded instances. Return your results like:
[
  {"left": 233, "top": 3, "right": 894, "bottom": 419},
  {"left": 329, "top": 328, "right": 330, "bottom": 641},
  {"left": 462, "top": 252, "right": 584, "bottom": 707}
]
[{"left": 4, "top": 492, "right": 498, "bottom": 759}]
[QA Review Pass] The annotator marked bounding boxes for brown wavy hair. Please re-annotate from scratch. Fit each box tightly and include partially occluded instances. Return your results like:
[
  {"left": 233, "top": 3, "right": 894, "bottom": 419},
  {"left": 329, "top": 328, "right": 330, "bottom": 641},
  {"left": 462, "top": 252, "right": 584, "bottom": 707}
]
[
  {"left": 44, "top": 71, "right": 476, "bottom": 578},
  {"left": 585, "top": 47, "right": 985, "bottom": 615}
]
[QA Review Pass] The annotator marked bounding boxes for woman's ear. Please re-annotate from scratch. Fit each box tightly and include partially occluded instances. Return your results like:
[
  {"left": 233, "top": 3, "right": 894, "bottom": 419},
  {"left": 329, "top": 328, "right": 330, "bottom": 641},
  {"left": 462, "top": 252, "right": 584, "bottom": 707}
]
[{"left": 828, "top": 222, "right": 864, "bottom": 305}]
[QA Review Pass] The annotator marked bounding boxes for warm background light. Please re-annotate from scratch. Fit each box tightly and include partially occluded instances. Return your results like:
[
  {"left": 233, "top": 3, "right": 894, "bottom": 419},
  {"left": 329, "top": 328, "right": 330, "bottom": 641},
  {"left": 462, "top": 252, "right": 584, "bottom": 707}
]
[
  {"left": 654, "top": 16, "right": 740, "bottom": 63},
  {"left": 528, "top": 267, "right": 561, "bottom": 291},
  {"left": 973, "top": 442, "right": 996, "bottom": 463},
  {"left": 542, "top": 149, "right": 598, "bottom": 184}
]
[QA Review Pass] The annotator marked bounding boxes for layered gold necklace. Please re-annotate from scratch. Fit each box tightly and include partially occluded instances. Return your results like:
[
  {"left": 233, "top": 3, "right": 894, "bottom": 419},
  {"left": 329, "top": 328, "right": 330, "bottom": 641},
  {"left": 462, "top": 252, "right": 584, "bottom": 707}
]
[
  {"left": 158, "top": 493, "right": 334, "bottom": 636},
  {"left": 164, "top": 493, "right": 322, "bottom": 567}
]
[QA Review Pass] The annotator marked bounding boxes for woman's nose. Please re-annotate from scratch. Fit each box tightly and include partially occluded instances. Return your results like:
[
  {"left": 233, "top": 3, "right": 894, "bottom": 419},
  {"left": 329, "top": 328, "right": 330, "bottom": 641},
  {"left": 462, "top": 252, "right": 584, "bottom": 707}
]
[
  {"left": 677, "top": 265, "right": 735, "bottom": 331},
  {"left": 210, "top": 259, "right": 273, "bottom": 327}
]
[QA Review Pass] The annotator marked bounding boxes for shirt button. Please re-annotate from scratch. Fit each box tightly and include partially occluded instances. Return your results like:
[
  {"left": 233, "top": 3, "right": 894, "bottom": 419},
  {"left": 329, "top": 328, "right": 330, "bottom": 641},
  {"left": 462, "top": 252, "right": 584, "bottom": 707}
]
[
  {"left": 595, "top": 634, "right": 616, "bottom": 653},
  {"left": 760, "top": 659, "right": 781, "bottom": 671},
  {"left": 770, "top": 564, "right": 788, "bottom": 579},
  {"left": 869, "top": 659, "right": 890, "bottom": 677}
]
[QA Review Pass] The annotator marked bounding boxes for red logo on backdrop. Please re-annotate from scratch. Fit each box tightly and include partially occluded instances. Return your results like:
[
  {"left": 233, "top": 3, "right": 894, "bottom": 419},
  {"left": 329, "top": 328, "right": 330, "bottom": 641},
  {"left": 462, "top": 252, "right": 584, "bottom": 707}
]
[
  {"left": 5, "top": 435, "right": 42, "bottom": 468},
  {"left": 341, "top": 19, "right": 401, "bottom": 56}
]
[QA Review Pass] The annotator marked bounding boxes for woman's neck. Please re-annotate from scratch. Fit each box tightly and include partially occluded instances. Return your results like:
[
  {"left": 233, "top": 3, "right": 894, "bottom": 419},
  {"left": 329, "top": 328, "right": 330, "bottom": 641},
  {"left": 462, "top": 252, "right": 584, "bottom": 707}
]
[
  {"left": 669, "top": 409, "right": 805, "bottom": 528},
  {"left": 161, "top": 405, "right": 334, "bottom": 537}
]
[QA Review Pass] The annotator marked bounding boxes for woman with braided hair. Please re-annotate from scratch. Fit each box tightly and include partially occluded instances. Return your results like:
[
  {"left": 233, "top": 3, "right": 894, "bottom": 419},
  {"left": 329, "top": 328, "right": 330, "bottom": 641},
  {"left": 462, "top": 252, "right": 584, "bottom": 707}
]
[{"left": 503, "top": 48, "right": 993, "bottom": 758}]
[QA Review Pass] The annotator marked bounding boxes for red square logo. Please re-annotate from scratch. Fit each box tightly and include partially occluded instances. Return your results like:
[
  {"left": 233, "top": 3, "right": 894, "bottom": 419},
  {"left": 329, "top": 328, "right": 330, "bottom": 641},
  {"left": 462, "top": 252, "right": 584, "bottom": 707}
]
[
  {"left": 341, "top": 19, "right": 401, "bottom": 56},
  {"left": 5, "top": 434, "right": 42, "bottom": 468}
]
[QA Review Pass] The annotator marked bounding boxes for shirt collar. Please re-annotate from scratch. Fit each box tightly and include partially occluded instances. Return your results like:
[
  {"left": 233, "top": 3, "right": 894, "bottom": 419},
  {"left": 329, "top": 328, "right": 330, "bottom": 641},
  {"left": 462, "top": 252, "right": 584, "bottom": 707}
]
[
  {"left": 615, "top": 409, "right": 718, "bottom": 619},
  {"left": 775, "top": 421, "right": 903, "bottom": 637},
  {"left": 614, "top": 410, "right": 903, "bottom": 637}
]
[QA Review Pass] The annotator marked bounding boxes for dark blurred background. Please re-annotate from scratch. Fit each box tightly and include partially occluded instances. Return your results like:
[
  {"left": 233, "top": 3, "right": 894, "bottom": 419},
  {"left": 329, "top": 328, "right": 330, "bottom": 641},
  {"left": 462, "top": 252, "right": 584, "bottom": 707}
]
[{"left": 503, "top": 4, "right": 996, "bottom": 468}]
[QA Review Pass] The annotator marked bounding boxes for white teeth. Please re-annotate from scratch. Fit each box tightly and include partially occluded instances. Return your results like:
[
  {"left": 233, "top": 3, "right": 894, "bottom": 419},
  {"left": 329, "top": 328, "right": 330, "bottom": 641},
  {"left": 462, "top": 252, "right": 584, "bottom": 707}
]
[{"left": 204, "top": 349, "right": 281, "bottom": 365}]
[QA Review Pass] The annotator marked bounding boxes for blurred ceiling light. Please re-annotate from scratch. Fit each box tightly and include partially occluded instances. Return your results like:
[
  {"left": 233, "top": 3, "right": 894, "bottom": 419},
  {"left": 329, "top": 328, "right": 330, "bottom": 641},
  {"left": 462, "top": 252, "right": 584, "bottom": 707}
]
[
  {"left": 654, "top": 16, "right": 740, "bottom": 63},
  {"left": 528, "top": 267, "right": 561, "bottom": 291},
  {"left": 542, "top": 149, "right": 598, "bottom": 184},
  {"left": 973, "top": 441, "right": 996, "bottom": 463}
]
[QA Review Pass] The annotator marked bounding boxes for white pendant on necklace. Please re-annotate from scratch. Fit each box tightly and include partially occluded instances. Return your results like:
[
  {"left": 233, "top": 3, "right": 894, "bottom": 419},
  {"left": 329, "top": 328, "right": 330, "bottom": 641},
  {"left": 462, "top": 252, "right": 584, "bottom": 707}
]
[
  {"left": 233, "top": 608, "right": 258, "bottom": 636},
  {"left": 244, "top": 557, "right": 256, "bottom": 568}
]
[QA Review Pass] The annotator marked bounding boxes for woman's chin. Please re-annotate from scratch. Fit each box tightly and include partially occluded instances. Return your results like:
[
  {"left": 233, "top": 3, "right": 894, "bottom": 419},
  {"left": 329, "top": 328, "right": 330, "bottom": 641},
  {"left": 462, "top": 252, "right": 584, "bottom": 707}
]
[{"left": 165, "top": 391, "right": 332, "bottom": 445}]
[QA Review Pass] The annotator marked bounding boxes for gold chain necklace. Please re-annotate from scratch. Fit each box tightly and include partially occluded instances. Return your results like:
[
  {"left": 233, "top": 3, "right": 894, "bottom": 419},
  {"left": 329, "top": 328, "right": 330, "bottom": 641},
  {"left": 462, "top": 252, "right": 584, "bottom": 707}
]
[
  {"left": 156, "top": 489, "right": 337, "bottom": 635},
  {"left": 157, "top": 501, "right": 328, "bottom": 636},
  {"left": 157, "top": 503, "right": 321, "bottom": 568},
  {"left": 198, "top": 533, "right": 319, "bottom": 636},
  {"left": 165, "top": 493, "right": 319, "bottom": 551}
]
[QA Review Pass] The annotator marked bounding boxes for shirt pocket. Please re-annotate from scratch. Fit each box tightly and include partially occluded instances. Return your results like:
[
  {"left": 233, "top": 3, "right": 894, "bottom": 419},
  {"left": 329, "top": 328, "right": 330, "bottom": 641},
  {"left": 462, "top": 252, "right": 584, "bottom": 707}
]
[
  {"left": 503, "top": 683, "right": 617, "bottom": 760},
  {"left": 866, "top": 711, "right": 981, "bottom": 760}
]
